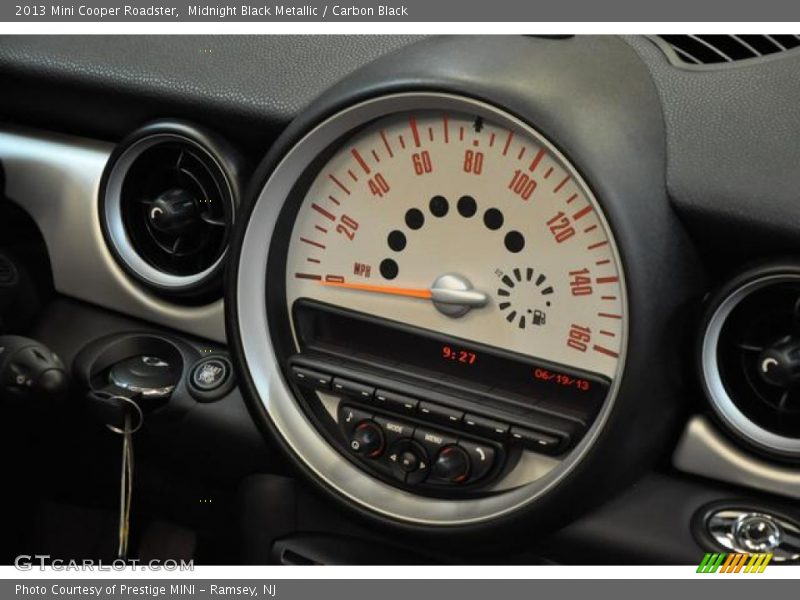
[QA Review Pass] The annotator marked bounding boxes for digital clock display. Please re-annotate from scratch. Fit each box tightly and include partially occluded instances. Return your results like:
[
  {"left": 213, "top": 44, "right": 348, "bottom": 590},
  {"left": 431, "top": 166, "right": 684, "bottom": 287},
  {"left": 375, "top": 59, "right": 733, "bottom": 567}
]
[{"left": 442, "top": 345, "right": 478, "bottom": 365}]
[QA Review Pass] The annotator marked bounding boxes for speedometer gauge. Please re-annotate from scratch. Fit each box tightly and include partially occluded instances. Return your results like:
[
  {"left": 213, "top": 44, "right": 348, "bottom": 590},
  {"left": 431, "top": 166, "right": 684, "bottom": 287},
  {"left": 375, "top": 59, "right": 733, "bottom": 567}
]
[
  {"left": 285, "top": 108, "right": 624, "bottom": 380},
  {"left": 236, "top": 91, "right": 634, "bottom": 526}
]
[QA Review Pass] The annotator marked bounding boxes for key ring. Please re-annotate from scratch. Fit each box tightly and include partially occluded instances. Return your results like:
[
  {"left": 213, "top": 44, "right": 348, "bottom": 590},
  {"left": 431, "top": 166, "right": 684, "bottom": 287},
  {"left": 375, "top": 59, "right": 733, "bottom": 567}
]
[{"left": 103, "top": 394, "right": 144, "bottom": 435}]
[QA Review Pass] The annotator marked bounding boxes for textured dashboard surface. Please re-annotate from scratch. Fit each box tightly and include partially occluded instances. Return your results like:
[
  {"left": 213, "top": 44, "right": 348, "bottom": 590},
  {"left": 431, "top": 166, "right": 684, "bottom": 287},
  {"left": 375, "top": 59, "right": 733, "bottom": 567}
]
[
  {"left": 1, "top": 33, "right": 798, "bottom": 549},
  {"left": 0, "top": 35, "right": 423, "bottom": 149},
  {"left": 3, "top": 33, "right": 799, "bottom": 247},
  {"left": 625, "top": 36, "right": 800, "bottom": 248}
]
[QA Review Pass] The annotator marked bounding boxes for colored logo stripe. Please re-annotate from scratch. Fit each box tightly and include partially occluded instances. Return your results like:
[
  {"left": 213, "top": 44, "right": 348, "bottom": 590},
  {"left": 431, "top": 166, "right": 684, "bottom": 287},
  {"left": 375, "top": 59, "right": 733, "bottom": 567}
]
[
  {"left": 697, "top": 553, "right": 773, "bottom": 573},
  {"left": 697, "top": 553, "right": 726, "bottom": 573}
]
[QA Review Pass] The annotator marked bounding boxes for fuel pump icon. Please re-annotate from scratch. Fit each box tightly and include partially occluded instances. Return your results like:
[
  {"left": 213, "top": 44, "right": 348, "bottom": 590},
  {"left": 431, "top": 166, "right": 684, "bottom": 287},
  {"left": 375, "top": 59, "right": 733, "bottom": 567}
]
[{"left": 532, "top": 310, "right": 547, "bottom": 326}]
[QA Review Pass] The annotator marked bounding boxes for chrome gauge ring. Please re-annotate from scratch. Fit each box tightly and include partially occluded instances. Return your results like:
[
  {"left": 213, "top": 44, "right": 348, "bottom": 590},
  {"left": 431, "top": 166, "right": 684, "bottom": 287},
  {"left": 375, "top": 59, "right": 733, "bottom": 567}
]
[{"left": 236, "top": 93, "right": 629, "bottom": 525}]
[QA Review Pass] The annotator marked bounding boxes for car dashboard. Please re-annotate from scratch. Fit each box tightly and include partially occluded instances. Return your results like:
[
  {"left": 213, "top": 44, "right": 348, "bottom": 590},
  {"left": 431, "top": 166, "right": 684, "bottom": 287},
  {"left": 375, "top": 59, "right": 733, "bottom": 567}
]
[{"left": 1, "top": 34, "right": 800, "bottom": 565}]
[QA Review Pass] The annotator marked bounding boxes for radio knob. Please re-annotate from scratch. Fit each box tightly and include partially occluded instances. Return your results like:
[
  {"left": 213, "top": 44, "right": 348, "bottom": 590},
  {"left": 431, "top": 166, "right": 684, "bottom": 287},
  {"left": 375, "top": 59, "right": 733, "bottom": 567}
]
[
  {"left": 349, "top": 421, "right": 384, "bottom": 458},
  {"left": 433, "top": 445, "right": 470, "bottom": 483}
]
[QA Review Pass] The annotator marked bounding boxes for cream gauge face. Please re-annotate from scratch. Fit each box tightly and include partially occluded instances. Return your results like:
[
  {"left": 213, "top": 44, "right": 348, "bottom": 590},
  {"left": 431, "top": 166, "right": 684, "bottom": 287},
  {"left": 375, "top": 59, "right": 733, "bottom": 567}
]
[{"left": 284, "top": 108, "right": 625, "bottom": 381}]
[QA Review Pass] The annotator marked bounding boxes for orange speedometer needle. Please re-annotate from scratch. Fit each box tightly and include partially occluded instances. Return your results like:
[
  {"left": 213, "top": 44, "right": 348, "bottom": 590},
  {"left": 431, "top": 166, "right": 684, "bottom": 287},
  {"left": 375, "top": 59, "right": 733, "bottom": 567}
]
[
  {"left": 320, "top": 280, "right": 433, "bottom": 300},
  {"left": 319, "top": 275, "right": 489, "bottom": 318}
]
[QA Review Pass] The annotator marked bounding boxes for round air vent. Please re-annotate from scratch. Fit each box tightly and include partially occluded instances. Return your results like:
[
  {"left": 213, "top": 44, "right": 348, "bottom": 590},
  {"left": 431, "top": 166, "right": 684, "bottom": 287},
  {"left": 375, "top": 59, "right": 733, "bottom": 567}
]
[
  {"left": 100, "top": 121, "right": 240, "bottom": 298},
  {"left": 701, "top": 264, "right": 800, "bottom": 459}
]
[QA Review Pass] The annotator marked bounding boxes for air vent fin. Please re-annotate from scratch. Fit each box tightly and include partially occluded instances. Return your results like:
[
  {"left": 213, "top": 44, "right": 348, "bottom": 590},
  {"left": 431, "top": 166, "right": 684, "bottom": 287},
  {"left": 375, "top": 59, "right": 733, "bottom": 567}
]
[
  {"left": 122, "top": 143, "right": 230, "bottom": 277},
  {"left": 660, "top": 35, "right": 800, "bottom": 65}
]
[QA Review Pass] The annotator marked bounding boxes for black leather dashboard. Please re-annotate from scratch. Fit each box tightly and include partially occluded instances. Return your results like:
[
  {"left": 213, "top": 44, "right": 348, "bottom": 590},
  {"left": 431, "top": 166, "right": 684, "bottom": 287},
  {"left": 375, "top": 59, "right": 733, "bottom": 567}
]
[
  {"left": 3, "top": 34, "right": 800, "bottom": 256},
  {"left": 0, "top": 35, "right": 423, "bottom": 151},
  {"left": 3, "top": 33, "right": 800, "bottom": 563},
  {"left": 625, "top": 37, "right": 800, "bottom": 250}
]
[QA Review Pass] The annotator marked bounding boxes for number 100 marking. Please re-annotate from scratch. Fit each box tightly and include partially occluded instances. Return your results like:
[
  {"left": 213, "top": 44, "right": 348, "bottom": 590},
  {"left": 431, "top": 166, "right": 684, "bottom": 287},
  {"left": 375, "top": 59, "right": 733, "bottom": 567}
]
[{"left": 508, "top": 169, "right": 537, "bottom": 200}]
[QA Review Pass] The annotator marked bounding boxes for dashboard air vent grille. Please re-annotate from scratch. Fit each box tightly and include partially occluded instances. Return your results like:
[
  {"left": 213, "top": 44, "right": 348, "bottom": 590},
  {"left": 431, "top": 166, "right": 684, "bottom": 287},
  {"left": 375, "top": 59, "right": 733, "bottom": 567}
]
[
  {"left": 701, "top": 268, "right": 800, "bottom": 459},
  {"left": 661, "top": 35, "right": 800, "bottom": 64},
  {"left": 717, "top": 284, "right": 800, "bottom": 424}
]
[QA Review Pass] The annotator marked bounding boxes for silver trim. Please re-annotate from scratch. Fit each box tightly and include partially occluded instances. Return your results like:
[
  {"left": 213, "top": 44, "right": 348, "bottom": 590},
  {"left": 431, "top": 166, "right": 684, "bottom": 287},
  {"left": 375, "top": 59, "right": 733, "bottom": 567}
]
[
  {"left": 700, "top": 273, "right": 800, "bottom": 455},
  {"left": 706, "top": 509, "right": 800, "bottom": 561},
  {"left": 674, "top": 416, "right": 800, "bottom": 500},
  {"left": 430, "top": 273, "right": 488, "bottom": 318},
  {"left": 731, "top": 513, "right": 782, "bottom": 552},
  {"left": 236, "top": 93, "right": 629, "bottom": 525},
  {"left": 102, "top": 132, "right": 232, "bottom": 291},
  {"left": 107, "top": 374, "right": 176, "bottom": 399},
  {"left": 0, "top": 128, "right": 225, "bottom": 342}
]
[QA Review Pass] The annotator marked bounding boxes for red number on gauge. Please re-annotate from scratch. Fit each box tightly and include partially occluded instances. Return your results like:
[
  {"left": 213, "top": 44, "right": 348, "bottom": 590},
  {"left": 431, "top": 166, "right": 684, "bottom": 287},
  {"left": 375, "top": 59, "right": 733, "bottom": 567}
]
[
  {"left": 368, "top": 174, "right": 390, "bottom": 197},
  {"left": 567, "top": 324, "right": 592, "bottom": 352},
  {"left": 463, "top": 150, "right": 484, "bottom": 174},
  {"left": 336, "top": 214, "right": 360, "bottom": 241},
  {"left": 547, "top": 211, "right": 576, "bottom": 243},
  {"left": 569, "top": 268, "right": 593, "bottom": 296},
  {"left": 412, "top": 151, "right": 433, "bottom": 175},
  {"left": 508, "top": 169, "right": 537, "bottom": 200}
]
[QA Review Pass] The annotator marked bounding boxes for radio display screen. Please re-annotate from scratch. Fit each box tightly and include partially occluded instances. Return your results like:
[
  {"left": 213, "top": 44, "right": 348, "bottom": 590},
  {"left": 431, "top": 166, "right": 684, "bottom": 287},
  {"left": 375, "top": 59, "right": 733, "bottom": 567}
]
[{"left": 293, "top": 301, "right": 609, "bottom": 415}]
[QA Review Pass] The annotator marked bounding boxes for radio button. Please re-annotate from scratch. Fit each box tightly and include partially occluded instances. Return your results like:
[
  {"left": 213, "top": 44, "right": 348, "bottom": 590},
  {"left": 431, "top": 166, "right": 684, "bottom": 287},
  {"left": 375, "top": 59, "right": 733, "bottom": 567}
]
[
  {"left": 413, "top": 427, "right": 458, "bottom": 459},
  {"left": 510, "top": 427, "right": 564, "bottom": 454},
  {"left": 458, "top": 440, "right": 496, "bottom": 482},
  {"left": 418, "top": 402, "right": 464, "bottom": 425},
  {"left": 332, "top": 377, "right": 375, "bottom": 401},
  {"left": 338, "top": 405, "right": 374, "bottom": 438},
  {"left": 399, "top": 450, "right": 420, "bottom": 473},
  {"left": 374, "top": 415, "right": 414, "bottom": 447},
  {"left": 387, "top": 439, "right": 429, "bottom": 484},
  {"left": 463, "top": 414, "right": 509, "bottom": 440},
  {"left": 375, "top": 389, "right": 419, "bottom": 414},
  {"left": 291, "top": 366, "right": 332, "bottom": 390}
]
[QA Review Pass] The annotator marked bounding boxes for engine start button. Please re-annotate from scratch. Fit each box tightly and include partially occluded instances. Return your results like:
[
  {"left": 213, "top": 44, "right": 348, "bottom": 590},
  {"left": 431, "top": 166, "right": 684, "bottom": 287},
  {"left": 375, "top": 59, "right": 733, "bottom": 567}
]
[
  {"left": 192, "top": 358, "right": 228, "bottom": 390},
  {"left": 189, "top": 355, "right": 235, "bottom": 401}
]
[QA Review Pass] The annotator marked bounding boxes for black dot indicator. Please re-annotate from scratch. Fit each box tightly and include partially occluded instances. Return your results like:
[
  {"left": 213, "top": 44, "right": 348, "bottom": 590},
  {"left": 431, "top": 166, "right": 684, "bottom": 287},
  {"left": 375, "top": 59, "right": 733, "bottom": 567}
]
[
  {"left": 483, "top": 208, "right": 504, "bottom": 230},
  {"left": 429, "top": 195, "right": 449, "bottom": 217},
  {"left": 380, "top": 259, "right": 399, "bottom": 280},
  {"left": 405, "top": 208, "right": 425, "bottom": 230},
  {"left": 387, "top": 230, "right": 407, "bottom": 252},
  {"left": 457, "top": 195, "right": 477, "bottom": 218},
  {"left": 504, "top": 231, "right": 525, "bottom": 253}
]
